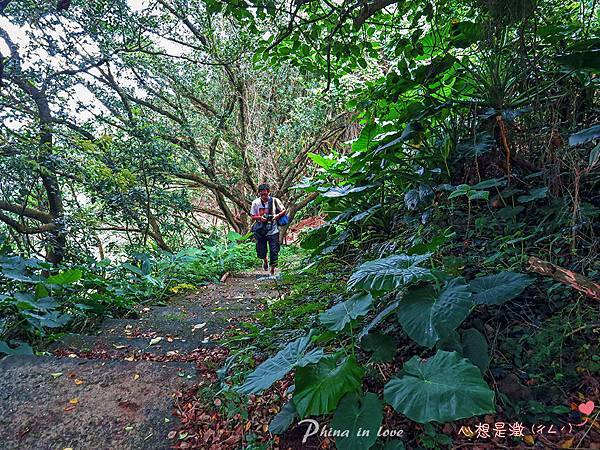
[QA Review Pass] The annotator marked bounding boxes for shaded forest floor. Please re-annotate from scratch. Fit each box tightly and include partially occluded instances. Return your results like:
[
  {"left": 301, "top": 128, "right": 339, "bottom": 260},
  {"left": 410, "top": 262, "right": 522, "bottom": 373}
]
[
  {"left": 1, "top": 266, "right": 598, "bottom": 450},
  {"left": 0, "top": 270, "right": 287, "bottom": 449}
]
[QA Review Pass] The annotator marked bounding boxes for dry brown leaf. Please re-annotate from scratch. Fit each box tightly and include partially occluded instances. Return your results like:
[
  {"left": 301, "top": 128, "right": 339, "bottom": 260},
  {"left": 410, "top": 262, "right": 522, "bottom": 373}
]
[
  {"left": 74, "top": 379, "right": 84, "bottom": 385},
  {"left": 560, "top": 438, "right": 574, "bottom": 449}
]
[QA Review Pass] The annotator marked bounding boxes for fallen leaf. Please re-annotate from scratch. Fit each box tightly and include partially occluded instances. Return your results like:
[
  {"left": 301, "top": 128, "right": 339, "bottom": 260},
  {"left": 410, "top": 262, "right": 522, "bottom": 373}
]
[
  {"left": 124, "top": 356, "right": 135, "bottom": 362},
  {"left": 113, "top": 345, "right": 128, "bottom": 350},
  {"left": 167, "top": 337, "right": 174, "bottom": 342},
  {"left": 523, "top": 435, "right": 535, "bottom": 445},
  {"left": 124, "top": 426, "right": 133, "bottom": 431},
  {"left": 50, "top": 372, "right": 63, "bottom": 379},
  {"left": 63, "top": 405, "right": 76, "bottom": 412},
  {"left": 133, "top": 373, "right": 140, "bottom": 380},
  {"left": 560, "top": 438, "right": 574, "bottom": 449},
  {"left": 69, "top": 398, "right": 79, "bottom": 405},
  {"left": 74, "top": 379, "right": 85, "bottom": 385},
  {"left": 192, "top": 323, "right": 207, "bottom": 332},
  {"left": 149, "top": 337, "right": 163, "bottom": 346},
  {"left": 168, "top": 431, "right": 177, "bottom": 439}
]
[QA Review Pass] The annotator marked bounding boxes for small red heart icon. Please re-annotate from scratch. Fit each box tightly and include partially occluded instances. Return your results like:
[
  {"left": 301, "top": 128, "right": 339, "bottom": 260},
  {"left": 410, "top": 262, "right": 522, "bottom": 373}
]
[{"left": 578, "top": 401, "right": 595, "bottom": 416}]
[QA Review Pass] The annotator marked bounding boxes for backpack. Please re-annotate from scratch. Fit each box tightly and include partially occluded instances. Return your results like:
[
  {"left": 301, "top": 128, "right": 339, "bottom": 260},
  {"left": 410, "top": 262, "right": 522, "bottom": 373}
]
[{"left": 274, "top": 198, "right": 290, "bottom": 226}]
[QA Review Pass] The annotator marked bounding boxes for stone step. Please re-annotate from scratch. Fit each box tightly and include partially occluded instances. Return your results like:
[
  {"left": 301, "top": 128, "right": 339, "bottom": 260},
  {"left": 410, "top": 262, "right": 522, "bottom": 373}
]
[{"left": 0, "top": 355, "right": 196, "bottom": 450}]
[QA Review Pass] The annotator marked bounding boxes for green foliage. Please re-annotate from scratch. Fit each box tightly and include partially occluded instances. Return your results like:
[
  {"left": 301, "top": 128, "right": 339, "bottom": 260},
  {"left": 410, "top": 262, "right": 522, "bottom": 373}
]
[
  {"left": 348, "top": 254, "right": 432, "bottom": 293},
  {"left": 331, "top": 392, "right": 383, "bottom": 450},
  {"left": 0, "top": 238, "right": 256, "bottom": 349},
  {"left": 238, "top": 333, "right": 324, "bottom": 394},
  {"left": 294, "top": 354, "right": 364, "bottom": 418},
  {"left": 269, "top": 400, "right": 298, "bottom": 434},
  {"left": 384, "top": 351, "right": 495, "bottom": 423},
  {"left": 469, "top": 272, "right": 534, "bottom": 305},
  {"left": 397, "top": 278, "right": 473, "bottom": 348},
  {"left": 360, "top": 332, "right": 397, "bottom": 363},
  {"left": 319, "top": 292, "right": 373, "bottom": 331}
]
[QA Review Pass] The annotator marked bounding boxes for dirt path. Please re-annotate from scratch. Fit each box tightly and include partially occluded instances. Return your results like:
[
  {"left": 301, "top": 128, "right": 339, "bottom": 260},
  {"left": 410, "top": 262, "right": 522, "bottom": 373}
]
[{"left": 0, "top": 270, "right": 273, "bottom": 450}]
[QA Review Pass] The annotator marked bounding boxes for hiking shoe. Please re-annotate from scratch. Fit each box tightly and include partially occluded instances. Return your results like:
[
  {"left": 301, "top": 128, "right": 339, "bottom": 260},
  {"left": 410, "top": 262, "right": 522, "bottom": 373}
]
[{"left": 263, "top": 259, "right": 269, "bottom": 271}]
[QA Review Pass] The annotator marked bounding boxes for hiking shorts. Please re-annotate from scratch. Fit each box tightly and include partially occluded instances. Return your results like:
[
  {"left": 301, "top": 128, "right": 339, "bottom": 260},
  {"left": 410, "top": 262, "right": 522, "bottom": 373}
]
[{"left": 256, "top": 232, "right": 280, "bottom": 266}]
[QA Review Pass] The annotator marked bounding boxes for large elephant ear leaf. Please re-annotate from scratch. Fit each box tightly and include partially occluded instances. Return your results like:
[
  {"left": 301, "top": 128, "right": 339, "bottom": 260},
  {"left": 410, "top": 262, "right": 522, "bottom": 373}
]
[
  {"left": 397, "top": 278, "right": 473, "bottom": 348},
  {"left": 360, "top": 332, "right": 397, "bottom": 363},
  {"left": 331, "top": 392, "right": 383, "bottom": 450},
  {"left": 384, "top": 350, "right": 495, "bottom": 423},
  {"left": 294, "top": 355, "right": 364, "bottom": 418},
  {"left": 269, "top": 400, "right": 298, "bottom": 434},
  {"left": 470, "top": 271, "right": 533, "bottom": 305},
  {"left": 461, "top": 328, "right": 490, "bottom": 373},
  {"left": 320, "top": 292, "right": 373, "bottom": 331},
  {"left": 348, "top": 254, "right": 432, "bottom": 293},
  {"left": 238, "top": 333, "right": 323, "bottom": 394}
]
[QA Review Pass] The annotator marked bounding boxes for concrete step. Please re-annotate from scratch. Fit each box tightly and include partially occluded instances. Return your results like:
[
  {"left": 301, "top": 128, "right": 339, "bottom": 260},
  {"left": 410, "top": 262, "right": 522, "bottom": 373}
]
[{"left": 0, "top": 355, "right": 196, "bottom": 450}]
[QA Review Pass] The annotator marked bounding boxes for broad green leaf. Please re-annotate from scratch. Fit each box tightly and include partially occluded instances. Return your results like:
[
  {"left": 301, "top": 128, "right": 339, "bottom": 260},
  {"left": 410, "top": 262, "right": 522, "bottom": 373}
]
[
  {"left": 331, "top": 392, "right": 383, "bottom": 450},
  {"left": 319, "top": 293, "right": 373, "bottom": 331},
  {"left": 397, "top": 278, "right": 472, "bottom": 348},
  {"left": 308, "top": 152, "right": 335, "bottom": 170},
  {"left": 450, "top": 21, "right": 484, "bottom": 48},
  {"left": 238, "top": 333, "right": 324, "bottom": 394},
  {"left": 377, "top": 440, "right": 406, "bottom": 450},
  {"left": 226, "top": 230, "right": 242, "bottom": 241},
  {"left": 357, "top": 300, "right": 400, "bottom": 341},
  {"left": 360, "top": 332, "right": 396, "bottom": 363},
  {"left": 122, "top": 262, "right": 144, "bottom": 276},
  {"left": 294, "top": 355, "right": 364, "bottom": 418},
  {"left": 35, "top": 283, "right": 49, "bottom": 299},
  {"left": 517, "top": 187, "right": 548, "bottom": 203},
  {"left": 469, "top": 272, "right": 533, "bottom": 305},
  {"left": 348, "top": 254, "right": 432, "bottom": 293},
  {"left": 0, "top": 341, "right": 33, "bottom": 356},
  {"left": 455, "top": 132, "right": 494, "bottom": 158},
  {"left": 321, "top": 184, "right": 375, "bottom": 198},
  {"left": 448, "top": 184, "right": 470, "bottom": 199},
  {"left": 497, "top": 205, "right": 525, "bottom": 219},
  {"left": 461, "top": 328, "right": 490, "bottom": 373},
  {"left": 269, "top": 400, "right": 298, "bottom": 434},
  {"left": 25, "top": 310, "right": 70, "bottom": 328},
  {"left": 352, "top": 123, "right": 380, "bottom": 152},
  {"left": 557, "top": 49, "right": 600, "bottom": 71},
  {"left": 404, "top": 185, "right": 434, "bottom": 211},
  {"left": 569, "top": 124, "right": 600, "bottom": 146},
  {"left": 46, "top": 269, "right": 82, "bottom": 285},
  {"left": 472, "top": 178, "right": 507, "bottom": 190},
  {"left": 384, "top": 350, "right": 495, "bottom": 423},
  {"left": 467, "top": 190, "right": 489, "bottom": 201}
]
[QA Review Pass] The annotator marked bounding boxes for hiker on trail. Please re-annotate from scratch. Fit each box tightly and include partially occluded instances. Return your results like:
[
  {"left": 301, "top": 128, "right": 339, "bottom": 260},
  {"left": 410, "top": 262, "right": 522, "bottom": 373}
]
[{"left": 250, "top": 183, "right": 287, "bottom": 275}]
